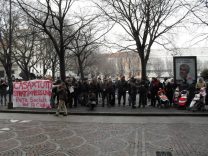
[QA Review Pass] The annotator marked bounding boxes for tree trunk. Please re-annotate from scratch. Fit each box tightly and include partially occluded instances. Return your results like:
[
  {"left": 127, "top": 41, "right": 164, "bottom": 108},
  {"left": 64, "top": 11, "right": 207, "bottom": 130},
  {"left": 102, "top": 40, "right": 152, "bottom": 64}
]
[
  {"left": 5, "top": 62, "right": 13, "bottom": 109},
  {"left": 78, "top": 57, "right": 84, "bottom": 80},
  {"left": 141, "top": 59, "right": 147, "bottom": 80},
  {"left": 43, "top": 59, "right": 47, "bottom": 76},
  {"left": 52, "top": 62, "right": 56, "bottom": 80},
  {"left": 7, "top": 0, "right": 13, "bottom": 109},
  {"left": 59, "top": 51, "right": 66, "bottom": 81},
  {"left": 140, "top": 56, "right": 147, "bottom": 81},
  {"left": 25, "top": 69, "right": 30, "bottom": 80},
  {"left": 137, "top": 45, "right": 147, "bottom": 80}
]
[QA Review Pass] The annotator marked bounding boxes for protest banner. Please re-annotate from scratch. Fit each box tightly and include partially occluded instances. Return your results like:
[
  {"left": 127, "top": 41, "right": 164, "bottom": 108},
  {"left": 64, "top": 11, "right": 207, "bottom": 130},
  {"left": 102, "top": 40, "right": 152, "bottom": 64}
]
[{"left": 13, "top": 79, "right": 53, "bottom": 108}]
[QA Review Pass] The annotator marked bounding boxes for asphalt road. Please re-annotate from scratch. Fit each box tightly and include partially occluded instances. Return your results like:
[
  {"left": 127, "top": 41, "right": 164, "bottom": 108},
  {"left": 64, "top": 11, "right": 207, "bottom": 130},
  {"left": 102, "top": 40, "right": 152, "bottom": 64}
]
[{"left": 0, "top": 113, "right": 208, "bottom": 156}]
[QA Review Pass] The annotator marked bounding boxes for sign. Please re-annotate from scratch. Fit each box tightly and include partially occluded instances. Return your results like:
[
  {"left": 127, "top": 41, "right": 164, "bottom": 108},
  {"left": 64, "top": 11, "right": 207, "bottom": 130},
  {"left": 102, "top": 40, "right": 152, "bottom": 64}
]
[
  {"left": 13, "top": 80, "right": 52, "bottom": 108},
  {"left": 173, "top": 56, "right": 197, "bottom": 85}
]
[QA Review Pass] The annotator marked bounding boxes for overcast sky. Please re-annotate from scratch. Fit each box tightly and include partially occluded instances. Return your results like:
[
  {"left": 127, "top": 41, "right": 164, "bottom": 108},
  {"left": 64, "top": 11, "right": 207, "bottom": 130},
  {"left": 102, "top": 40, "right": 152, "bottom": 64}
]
[{"left": 68, "top": 0, "right": 208, "bottom": 53}]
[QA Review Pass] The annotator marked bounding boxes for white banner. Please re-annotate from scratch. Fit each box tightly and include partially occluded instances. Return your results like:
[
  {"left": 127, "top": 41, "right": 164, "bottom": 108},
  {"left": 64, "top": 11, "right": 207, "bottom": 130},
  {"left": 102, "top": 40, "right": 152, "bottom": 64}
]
[{"left": 13, "top": 80, "right": 52, "bottom": 108}]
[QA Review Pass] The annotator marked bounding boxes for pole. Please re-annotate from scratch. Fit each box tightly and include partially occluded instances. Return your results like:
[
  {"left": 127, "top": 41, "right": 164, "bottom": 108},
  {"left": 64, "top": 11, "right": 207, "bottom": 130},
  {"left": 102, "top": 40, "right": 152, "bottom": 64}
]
[{"left": 7, "top": 0, "right": 13, "bottom": 109}]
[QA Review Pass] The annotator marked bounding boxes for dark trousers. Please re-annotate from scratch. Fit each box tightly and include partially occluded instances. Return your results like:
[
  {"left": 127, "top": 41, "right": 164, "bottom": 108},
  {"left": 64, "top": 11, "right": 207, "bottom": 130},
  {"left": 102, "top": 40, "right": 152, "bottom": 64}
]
[
  {"left": 139, "top": 94, "right": 147, "bottom": 107},
  {"left": 78, "top": 92, "right": 88, "bottom": 106},
  {"left": 95, "top": 92, "right": 99, "bottom": 105},
  {"left": 150, "top": 94, "right": 156, "bottom": 107},
  {"left": 67, "top": 93, "right": 73, "bottom": 108},
  {"left": 0, "top": 93, "right": 7, "bottom": 105},
  {"left": 73, "top": 92, "right": 78, "bottom": 107},
  {"left": 108, "top": 93, "right": 115, "bottom": 106},
  {"left": 118, "top": 92, "right": 126, "bottom": 106},
  {"left": 130, "top": 94, "right": 136, "bottom": 108},
  {"left": 102, "top": 91, "right": 108, "bottom": 107}
]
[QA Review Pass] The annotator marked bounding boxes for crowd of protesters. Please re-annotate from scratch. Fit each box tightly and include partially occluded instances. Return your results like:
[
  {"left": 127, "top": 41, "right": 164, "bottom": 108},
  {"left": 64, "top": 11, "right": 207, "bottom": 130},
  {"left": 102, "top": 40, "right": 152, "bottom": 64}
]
[
  {"left": 50, "top": 75, "right": 208, "bottom": 112},
  {"left": 0, "top": 75, "right": 207, "bottom": 113}
]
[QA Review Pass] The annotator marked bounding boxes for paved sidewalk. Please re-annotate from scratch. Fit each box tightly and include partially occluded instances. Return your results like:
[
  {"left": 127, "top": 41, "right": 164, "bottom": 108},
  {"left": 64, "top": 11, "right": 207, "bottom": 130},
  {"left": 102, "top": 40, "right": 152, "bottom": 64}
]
[
  {"left": 0, "top": 115, "right": 208, "bottom": 156},
  {"left": 1, "top": 94, "right": 208, "bottom": 116},
  {"left": 1, "top": 104, "right": 208, "bottom": 116}
]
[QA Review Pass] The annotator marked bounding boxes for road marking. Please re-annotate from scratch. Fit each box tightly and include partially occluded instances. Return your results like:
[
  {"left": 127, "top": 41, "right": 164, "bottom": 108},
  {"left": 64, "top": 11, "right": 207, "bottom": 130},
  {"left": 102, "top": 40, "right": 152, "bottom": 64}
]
[
  {"left": 10, "top": 120, "right": 19, "bottom": 123},
  {"left": 19, "top": 120, "right": 31, "bottom": 123},
  {"left": 142, "top": 127, "right": 146, "bottom": 156},
  {"left": 0, "top": 128, "right": 10, "bottom": 131},
  {"left": 9, "top": 120, "right": 32, "bottom": 123},
  {"left": 134, "top": 129, "right": 139, "bottom": 156}
]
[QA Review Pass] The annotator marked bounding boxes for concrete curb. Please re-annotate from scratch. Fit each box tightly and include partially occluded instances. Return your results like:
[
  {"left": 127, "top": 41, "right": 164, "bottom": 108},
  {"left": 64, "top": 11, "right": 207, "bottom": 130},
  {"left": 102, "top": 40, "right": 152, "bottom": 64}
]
[{"left": 1, "top": 110, "right": 208, "bottom": 116}]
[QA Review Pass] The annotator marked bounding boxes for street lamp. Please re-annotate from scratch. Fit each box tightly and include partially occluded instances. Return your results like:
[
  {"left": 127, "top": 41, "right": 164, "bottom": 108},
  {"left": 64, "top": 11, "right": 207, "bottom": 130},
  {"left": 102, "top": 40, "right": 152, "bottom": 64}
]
[{"left": 7, "top": 0, "right": 13, "bottom": 109}]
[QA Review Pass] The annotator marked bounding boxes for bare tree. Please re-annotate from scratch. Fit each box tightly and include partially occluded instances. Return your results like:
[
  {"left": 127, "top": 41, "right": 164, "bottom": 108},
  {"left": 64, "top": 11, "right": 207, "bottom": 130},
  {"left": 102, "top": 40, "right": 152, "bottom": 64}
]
[
  {"left": 166, "top": 58, "right": 174, "bottom": 77},
  {"left": 124, "top": 52, "right": 140, "bottom": 77},
  {"left": 84, "top": 51, "right": 101, "bottom": 78},
  {"left": 17, "top": 0, "right": 96, "bottom": 81},
  {"left": 191, "top": 0, "right": 208, "bottom": 42},
  {"left": 117, "top": 56, "right": 125, "bottom": 76},
  {"left": 67, "top": 23, "right": 104, "bottom": 80},
  {"left": 95, "top": 0, "right": 190, "bottom": 80},
  {"left": 13, "top": 22, "right": 41, "bottom": 80},
  {"left": 38, "top": 36, "right": 59, "bottom": 79},
  {"left": 197, "top": 59, "right": 203, "bottom": 73},
  {"left": 185, "top": 0, "right": 208, "bottom": 51},
  {"left": 38, "top": 37, "right": 51, "bottom": 76},
  {"left": 0, "top": 0, "right": 20, "bottom": 108},
  {"left": 96, "top": 53, "right": 117, "bottom": 78},
  {"left": 149, "top": 57, "right": 165, "bottom": 78}
]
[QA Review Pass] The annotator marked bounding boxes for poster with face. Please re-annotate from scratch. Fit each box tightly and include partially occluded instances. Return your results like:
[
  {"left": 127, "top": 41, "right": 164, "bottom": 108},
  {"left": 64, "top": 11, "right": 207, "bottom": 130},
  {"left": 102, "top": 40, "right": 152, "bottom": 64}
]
[{"left": 173, "top": 56, "right": 197, "bottom": 85}]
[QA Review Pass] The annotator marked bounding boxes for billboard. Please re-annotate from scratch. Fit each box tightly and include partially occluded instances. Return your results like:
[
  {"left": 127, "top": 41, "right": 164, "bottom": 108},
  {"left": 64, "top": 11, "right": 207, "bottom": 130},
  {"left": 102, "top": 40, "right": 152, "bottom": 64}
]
[{"left": 173, "top": 56, "right": 197, "bottom": 85}]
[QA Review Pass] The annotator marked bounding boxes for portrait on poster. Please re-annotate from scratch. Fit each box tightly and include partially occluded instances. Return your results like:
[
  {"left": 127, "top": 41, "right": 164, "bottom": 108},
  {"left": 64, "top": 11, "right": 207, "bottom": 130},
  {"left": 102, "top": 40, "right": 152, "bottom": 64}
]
[{"left": 173, "top": 56, "right": 197, "bottom": 85}]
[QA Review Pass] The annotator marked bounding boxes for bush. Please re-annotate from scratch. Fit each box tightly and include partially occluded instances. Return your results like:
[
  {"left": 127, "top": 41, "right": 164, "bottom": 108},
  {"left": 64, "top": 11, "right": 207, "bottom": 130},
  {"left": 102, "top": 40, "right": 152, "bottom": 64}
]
[{"left": 200, "top": 69, "right": 208, "bottom": 80}]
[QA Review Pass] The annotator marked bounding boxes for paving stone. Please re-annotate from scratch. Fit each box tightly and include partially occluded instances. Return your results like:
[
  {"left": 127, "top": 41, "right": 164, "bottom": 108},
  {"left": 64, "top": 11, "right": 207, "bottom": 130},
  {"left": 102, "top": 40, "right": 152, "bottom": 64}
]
[
  {"left": 0, "top": 149, "right": 24, "bottom": 156},
  {"left": 15, "top": 127, "right": 43, "bottom": 138},
  {"left": 0, "top": 131, "right": 15, "bottom": 141},
  {"left": 0, "top": 119, "right": 207, "bottom": 156},
  {"left": 20, "top": 141, "right": 57, "bottom": 155},
  {"left": 53, "top": 136, "right": 85, "bottom": 150},
  {"left": 17, "top": 134, "right": 48, "bottom": 146},
  {"left": 47, "top": 129, "right": 74, "bottom": 140},
  {"left": 0, "top": 139, "right": 19, "bottom": 153},
  {"left": 66, "top": 144, "right": 100, "bottom": 156}
]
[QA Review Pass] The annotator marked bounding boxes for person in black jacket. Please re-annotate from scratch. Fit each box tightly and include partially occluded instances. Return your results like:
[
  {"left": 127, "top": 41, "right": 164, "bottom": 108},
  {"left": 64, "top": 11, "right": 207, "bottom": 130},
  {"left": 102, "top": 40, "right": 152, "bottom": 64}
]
[
  {"left": 138, "top": 80, "right": 148, "bottom": 108},
  {"left": 72, "top": 77, "right": 79, "bottom": 107},
  {"left": 164, "top": 78, "right": 176, "bottom": 106},
  {"left": 79, "top": 78, "right": 89, "bottom": 106},
  {"left": 117, "top": 76, "right": 128, "bottom": 106},
  {"left": 107, "top": 78, "right": 116, "bottom": 107},
  {"left": 89, "top": 78, "right": 99, "bottom": 105},
  {"left": 149, "top": 77, "right": 161, "bottom": 107},
  {"left": 128, "top": 77, "right": 138, "bottom": 108},
  {"left": 0, "top": 80, "right": 8, "bottom": 106},
  {"left": 101, "top": 78, "right": 108, "bottom": 107}
]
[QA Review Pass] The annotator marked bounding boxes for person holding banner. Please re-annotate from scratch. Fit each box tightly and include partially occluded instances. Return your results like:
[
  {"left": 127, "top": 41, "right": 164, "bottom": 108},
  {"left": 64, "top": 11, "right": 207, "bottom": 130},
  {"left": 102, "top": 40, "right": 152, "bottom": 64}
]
[{"left": 55, "top": 82, "right": 68, "bottom": 116}]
